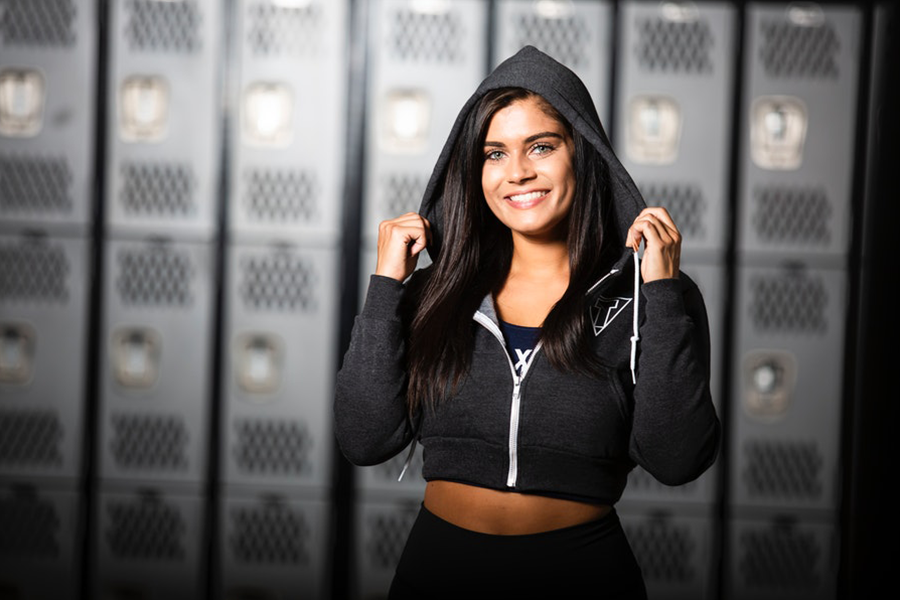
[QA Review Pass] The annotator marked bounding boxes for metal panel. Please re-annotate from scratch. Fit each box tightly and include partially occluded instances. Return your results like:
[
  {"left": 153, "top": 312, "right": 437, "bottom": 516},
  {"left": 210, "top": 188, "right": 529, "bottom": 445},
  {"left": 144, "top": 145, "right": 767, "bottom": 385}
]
[
  {"left": 93, "top": 487, "right": 206, "bottom": 600},
  {"left": 614, "top": 1, "right": 737, "bottom": 258},
  {"left": 218, "top": 491, "right": 330, "bottom": 599},
  {"left": 220, "top": 243, "right": 338, "bottom": 489},
  {"left": 105, "top": 0, "right": 223, "bottom": 240},
  {"left": 736, "top": 3, "right": 861, "bottom": 260},
  {"left": 352, "top": 497, "right": 421, "bottom": 600},
  {"left": 97, "top": 238, "right": 215, "bottom": 485},
  {"left": 0, "top": 0, "right": 98, "bottom": 234},
  {"left": 0, "top": 483, "right": 82, "bottom": 600},
  {"left": 493, "top": 0, "right": 614, "bottom": 124},
  {"left": 0, "top": 233, "right": 89, "bottom": 481},
  {"left": 728, "top": 262, "right": 846, "bottom": 512},
  {"left": 228, "top": 0, "right": 349, "bottom": 244},
  {"left": 361, "top": 0, "right": 488, "bottom": 248}
]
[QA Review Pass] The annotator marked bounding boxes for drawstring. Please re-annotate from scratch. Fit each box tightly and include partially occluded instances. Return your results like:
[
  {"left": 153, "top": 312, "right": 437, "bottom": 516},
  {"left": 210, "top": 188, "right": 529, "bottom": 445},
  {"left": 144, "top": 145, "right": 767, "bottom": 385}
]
[
  {"left": 398, "top": 438, "right": 417, "bottom": 481},
  {"left": 630, "top": 249, "right": 640, "bottom": 384}
]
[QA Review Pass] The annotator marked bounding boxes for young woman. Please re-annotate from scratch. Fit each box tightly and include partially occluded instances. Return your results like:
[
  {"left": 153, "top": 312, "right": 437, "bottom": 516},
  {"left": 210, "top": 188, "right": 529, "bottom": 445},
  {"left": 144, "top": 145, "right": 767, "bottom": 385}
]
[{"left": 334, "top": 46, "right": 720, "bottom": 598}]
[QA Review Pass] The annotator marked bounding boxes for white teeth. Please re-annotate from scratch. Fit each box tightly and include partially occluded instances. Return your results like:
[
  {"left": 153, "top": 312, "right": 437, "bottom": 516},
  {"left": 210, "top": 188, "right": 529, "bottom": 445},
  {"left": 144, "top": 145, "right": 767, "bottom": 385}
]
[{"left": 508, "top": 190, "right": 548, "bottom": 203}]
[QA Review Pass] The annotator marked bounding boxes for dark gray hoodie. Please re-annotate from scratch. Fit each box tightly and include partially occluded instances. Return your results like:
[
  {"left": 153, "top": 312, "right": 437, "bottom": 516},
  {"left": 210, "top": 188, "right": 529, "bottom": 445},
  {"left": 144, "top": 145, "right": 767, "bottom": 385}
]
[{"left": 334, "top": 46, "right": 720, "bottom": 503}]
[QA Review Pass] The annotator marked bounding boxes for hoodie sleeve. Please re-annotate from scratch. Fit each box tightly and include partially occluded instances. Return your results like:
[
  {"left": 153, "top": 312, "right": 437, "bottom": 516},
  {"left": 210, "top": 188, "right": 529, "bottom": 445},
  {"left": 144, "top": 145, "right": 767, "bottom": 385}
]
[
  {"left": 333, "top": 275, "right": 415, "bottom": 466},
  {"left": 627, "top": 275, "right": 721, "bottom": 485}
]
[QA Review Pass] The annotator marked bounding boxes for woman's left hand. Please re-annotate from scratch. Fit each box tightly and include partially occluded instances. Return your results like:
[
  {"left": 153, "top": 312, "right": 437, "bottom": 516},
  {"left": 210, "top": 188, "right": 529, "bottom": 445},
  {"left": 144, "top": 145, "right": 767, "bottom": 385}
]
[{"left": 625, "top": 207, "right": 681, "bottom": 283}]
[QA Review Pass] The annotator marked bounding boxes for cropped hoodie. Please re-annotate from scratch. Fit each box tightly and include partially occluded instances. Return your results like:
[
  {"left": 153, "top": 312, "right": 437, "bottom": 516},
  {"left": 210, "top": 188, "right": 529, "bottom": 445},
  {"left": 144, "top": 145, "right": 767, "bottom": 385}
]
[{"left": 334, "top": 46, "right": 720, "bottom": 504}]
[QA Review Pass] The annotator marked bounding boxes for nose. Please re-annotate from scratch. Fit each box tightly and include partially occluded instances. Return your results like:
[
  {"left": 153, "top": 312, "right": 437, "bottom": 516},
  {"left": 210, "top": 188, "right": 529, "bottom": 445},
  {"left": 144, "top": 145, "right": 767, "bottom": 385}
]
[{"left": 506, "top": 151, "right": 535, "bottom": 184}]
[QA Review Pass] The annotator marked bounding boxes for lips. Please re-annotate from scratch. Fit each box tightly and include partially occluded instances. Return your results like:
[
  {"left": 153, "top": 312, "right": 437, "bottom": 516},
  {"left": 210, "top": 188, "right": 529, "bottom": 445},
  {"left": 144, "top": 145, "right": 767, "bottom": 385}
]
[{"left": 505, "top": 190, "right": 549, "bottom": 208}]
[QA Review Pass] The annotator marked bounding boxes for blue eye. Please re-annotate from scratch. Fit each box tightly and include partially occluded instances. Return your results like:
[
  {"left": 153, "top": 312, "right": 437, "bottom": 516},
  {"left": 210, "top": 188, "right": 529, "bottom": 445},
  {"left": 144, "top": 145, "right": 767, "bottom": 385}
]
[
  {"left": 531, "top": 143, "right": 554, "bottom": 155},
  {"left": 485, "top": 150, "right": 505, "bottom": 161}
]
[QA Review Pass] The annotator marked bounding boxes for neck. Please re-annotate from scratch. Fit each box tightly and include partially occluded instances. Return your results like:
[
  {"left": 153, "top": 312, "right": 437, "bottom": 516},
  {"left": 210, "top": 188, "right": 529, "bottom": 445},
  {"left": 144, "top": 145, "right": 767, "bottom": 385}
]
[{"left": 508, "top": 233, "right": 570, "bottom": 282}]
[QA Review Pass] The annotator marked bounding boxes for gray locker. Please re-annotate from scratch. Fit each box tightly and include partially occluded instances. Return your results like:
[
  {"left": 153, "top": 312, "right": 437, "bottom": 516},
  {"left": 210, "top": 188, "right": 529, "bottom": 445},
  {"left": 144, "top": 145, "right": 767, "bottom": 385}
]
[
  {"left": 228, "top": 0, "right": 349, "bottom": 244},
  {"left": 736, "top": 3, "right": 861, "bottom": 260},
  {"left": 97, "top": 238, "right": 215, "bottom": 485},
  {"left": 493, "top": 0, "right": 614, "bottom": 124},
  {"left": 352, "top": 497, "right": 422, "bottom": 600},
  {"left": 0, "top": 0, "right": 98, "bottom": 234},
  {"left": 104, "top": 0, "right": 224, "bottom": 240},
  {"left": 1, "top": 233, "right": 90, "bottom": 481},
  {"left": 220, "top": 243, "right": 338, "bottom": 489},
  {"left": 614, "top": 1, "right": 737, "bottom": 258}
]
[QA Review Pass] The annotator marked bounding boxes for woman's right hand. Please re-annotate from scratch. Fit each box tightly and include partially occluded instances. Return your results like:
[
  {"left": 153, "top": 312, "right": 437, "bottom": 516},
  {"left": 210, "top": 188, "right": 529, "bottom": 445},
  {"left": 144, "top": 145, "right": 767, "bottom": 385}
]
[{"left": 375, "top": 212, "right": 431, "bottom": 282}]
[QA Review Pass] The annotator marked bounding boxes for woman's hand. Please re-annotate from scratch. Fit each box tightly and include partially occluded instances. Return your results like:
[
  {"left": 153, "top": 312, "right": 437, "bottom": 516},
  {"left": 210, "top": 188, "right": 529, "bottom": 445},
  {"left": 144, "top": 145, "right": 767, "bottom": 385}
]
[
  {"left": 375, "top": 212, "right": 431, "bottom": 282},
  {"left": 625, "top": 207, "right": 681, "bottom": 283}
]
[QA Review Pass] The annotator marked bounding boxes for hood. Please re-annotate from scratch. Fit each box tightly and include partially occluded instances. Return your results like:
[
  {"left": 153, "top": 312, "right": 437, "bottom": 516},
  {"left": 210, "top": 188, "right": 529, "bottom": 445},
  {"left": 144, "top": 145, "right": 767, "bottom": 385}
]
[{"left": 418, "top": 45, "right": 646, "bottom": 273}]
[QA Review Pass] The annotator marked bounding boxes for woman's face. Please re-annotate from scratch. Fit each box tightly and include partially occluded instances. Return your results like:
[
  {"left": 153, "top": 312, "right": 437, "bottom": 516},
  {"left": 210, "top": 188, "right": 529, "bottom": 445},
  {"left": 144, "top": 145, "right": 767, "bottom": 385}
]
[{"left": 481, "top": 96, "right": 575, "bottom": 243}]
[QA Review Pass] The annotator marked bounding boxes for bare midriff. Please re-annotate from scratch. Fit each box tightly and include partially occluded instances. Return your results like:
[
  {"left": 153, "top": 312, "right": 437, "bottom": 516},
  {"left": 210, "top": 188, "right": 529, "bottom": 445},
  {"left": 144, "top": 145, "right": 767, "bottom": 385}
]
[{"left": 424, "top": 480, "right": 612, "bottom": 535}]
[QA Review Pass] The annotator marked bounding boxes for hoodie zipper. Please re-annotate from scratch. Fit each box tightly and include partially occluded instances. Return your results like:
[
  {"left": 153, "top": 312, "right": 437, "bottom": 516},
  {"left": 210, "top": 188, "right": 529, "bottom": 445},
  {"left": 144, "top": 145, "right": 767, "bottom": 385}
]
[{"left": 472, "top": 312, "right": 542, "bottom": 488}]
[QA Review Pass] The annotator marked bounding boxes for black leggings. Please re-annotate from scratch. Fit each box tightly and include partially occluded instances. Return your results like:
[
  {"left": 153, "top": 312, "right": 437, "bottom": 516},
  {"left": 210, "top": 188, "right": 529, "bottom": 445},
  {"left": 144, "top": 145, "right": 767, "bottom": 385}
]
[{"left": 388, "top": 504, "right": 647, "bottom": 599}]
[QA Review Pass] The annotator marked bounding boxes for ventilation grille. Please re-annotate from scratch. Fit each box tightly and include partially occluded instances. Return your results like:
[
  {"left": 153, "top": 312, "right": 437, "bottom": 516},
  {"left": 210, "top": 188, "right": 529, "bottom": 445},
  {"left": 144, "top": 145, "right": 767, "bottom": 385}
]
[
  {"left": 753, "top": 186, "right": 832, "bottom": 245},
  {"left": 243, "top": 168, "right": 318, "bottom": 223},
  {"left": 625, "top": 516, "right": 696, "bottom": 583},
  {"left": 0, "top": 241, "right": 69, "bottom": 303},
  {"left": 124, "top": 0, "right": 201, "bottom": 54},
  {"left": 365, "top": 504, "right": 419, "bottom": 570},
  {"left": 390, "top": 9, "right": 463, "bottom": 63},
  {"left": 120, "top": 163, "right": 196, "bottom": 218},
  {"left": 239, "top": 252, "right": 317, "bottom": 312},
  {"left": 749, "top": 272, "right": 827, "bottom": 334},
  {"left": 381, "top": 172, "right": 429, "bottom": 221},
  {"left": 635, "top": 17, "right": 713, "bottom": 74},
  {"left": 115, "top": 245, "right": 194, "bottom": 307},
  {"left": 0, "top": 0, "right": 77, "bottom": 47},
  {"left": 246, "top": 1, "right": 322, "bottom": 56},
  {"left": 0, "top": 490, "right": 60, "bottom": 559},
  {"left": 639, "top": 182, "right": 706, "bottom": 241},
  {"left": 110, "top": 413, "right": 189, "bottom": 472},
  {"left": 759, "top": 20, "right": 839, "bottom": 79},
  {"left": 743, "top": 440, "right": 823, "bottom": 499},
  {"left": 0, "top": 410, "right": 63, "bottom": 467},
  {"left": 0, "top": 155, "right": 73, "bottom": 216},
  {"left": 230, "top": 502, "right": 311, "bottom": 565},
  {"left": 105, "top": 496, "right": 186, "bottom": 560},
  {"left": 511, "top": 13, "right": 587, "bottom": 69},
  {"left": 626, "top": 466, "right": 698, "bottom": 495},
  {"left": 371, "top": 444, "right": 424, "bottom": 482},
  {"left": 232, "top": 419, "right": 312, "bottom": 475},
  {"left": 739, "top": 524, "right": 822, "bottom": 590}
]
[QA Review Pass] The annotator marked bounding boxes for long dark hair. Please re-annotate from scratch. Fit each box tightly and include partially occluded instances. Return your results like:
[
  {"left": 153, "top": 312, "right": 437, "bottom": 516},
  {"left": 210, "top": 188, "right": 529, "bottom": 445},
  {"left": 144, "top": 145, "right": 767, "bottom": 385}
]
[{"left": 407, "top": 87, "right": 610, "bottom": 414}]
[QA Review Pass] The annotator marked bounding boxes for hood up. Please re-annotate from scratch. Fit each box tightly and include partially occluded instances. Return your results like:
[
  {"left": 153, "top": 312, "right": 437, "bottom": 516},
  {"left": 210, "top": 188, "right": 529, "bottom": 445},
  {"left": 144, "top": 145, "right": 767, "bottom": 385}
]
[{"left": 417, "top": 45, "right": 646, "bottom": 274}]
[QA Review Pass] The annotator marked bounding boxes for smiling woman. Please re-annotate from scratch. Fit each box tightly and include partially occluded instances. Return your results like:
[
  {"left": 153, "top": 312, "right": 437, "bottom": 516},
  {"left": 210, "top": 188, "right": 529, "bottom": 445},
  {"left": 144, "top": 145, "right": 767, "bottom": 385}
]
[{"left": 334, "top": 46, "right": 720, "bottom": 599}]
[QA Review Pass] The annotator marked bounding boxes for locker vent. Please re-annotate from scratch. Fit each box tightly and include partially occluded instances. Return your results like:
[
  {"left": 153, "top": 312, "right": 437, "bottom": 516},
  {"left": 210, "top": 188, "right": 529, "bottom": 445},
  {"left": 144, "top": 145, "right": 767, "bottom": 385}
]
[
  {"left": 0, "top": 0, "right": 76, "bottom": 47},
  {"left": 106, "top": 496, "right": 186, "bottom": 560},
  {"left": 239, "top": 252, "right": 317, "bottom": 312},
  {"left": 246, "top": 1, "right": 322, "bottom": 56},
  {"left": 243, "top": 168, "right": 318, "bottom": 223},
  {"left": 124, "top": 0, "right": 201, "bottom": 54},
  {"left": 119, "top": 162, "right": 196, "bottom": 218},
  {"left": 624, "top": 516, "right": 696, "bottom": 583},
  {"left": 230, "top": 502, "right": 311, "bottom": 565},
  {"left": 0, "top": 241, "right": 69, "bottom": 303},
  {"left": 0, "top": 490, "right": 60, "bottom": 559},
  {"left": 110, "top": 413, "right": 189, "bottom": 471},
  {"left": 739, "top": 525, "right": 821, "bottom": 590},
  {"left": 382, "top": 172, "right": 429, "bottom": 220},
  {"left": 759, "top": 19, "right": 839, "bottom": 79},
  {"left": 638, "top": 182, "right": 706, "bottom": 241},
  {"left": 0, "top": 155, "right": 73, "bottom": 216},
  {"left": 626, "top": 466, "right": 699, "bottom": 495},
  {"left": 365, "top": 504, "right": 419, "bottom": 569},
  {"left": 512, "top": 13, "right": 588, "bottom": 69},
  {"left": 753, "top": 186, "right": 831, "bottom": 245},
  {"left": 371, "top": 443, "right": 424, "bottom": 483},
  {"left": 232, "top": 419, "right": 312, "bottom": 475},
  {"left": 635, "top": 17, "right": 713, "bottom": 74},
  {"left": 743, "top": 439, "right": 823, "bottom": 498},
  {"left": 0, "top": 410, "right": 62, "bottom": 467},
  {"left": 391, "top": 9, "right": 463, "bottom": 63},
  {"left": 749, "top": 272, "right": 827, "bottom": 334},
  {"left": 116, "top": 245, "right": 194, "bottom": 307}
]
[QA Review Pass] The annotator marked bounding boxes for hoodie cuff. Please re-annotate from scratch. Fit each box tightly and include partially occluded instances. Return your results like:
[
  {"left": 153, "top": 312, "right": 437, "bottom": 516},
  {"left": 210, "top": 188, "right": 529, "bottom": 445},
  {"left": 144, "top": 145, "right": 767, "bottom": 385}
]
[
  {"left": 361, "top": 275, "right": 406, "bottom": 321},
  {"left": 641, "top": 278, "right": 686, "bottom": 320}
]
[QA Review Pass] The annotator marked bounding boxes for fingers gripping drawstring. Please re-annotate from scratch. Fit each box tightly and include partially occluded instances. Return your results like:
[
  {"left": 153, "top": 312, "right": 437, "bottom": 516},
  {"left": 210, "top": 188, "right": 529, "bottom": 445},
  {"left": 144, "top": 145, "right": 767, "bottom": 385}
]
[{"left": 630, "top": 250, "right": 640, "bottom": 385}]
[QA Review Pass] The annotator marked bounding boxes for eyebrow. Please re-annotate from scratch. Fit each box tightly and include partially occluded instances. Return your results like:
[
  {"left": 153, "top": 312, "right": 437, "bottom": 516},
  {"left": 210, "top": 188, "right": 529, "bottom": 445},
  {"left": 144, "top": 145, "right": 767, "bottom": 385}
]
[{"left": 484, "top": 131, "right": 565, "bottom": 147}]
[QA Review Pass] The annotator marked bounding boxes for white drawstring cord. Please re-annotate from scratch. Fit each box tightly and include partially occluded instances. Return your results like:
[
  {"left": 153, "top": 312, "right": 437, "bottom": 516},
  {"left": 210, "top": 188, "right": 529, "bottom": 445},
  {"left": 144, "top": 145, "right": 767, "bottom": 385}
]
[
  {"left": 398, "top": 438, "right": 417, "bottom": 481},
  {"left": 630, "top": 249, "right": 640, "bottom": 384}
]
